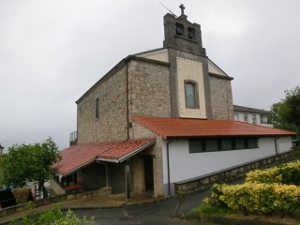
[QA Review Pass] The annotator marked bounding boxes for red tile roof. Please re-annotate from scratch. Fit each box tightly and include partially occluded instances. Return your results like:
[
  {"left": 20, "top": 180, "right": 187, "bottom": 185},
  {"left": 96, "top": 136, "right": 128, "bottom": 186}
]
[
  {"left": 132, "top": 116, "right": 295, "bottom": 139},
  {"left": 51, "top": 138, "right": 155, "bottom": 176}
]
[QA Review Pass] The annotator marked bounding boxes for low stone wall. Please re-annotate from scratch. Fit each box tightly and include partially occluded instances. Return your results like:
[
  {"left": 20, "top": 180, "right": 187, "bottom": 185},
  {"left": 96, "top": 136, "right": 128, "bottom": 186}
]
[
  {"left": 0, "top": 187, "right": 111, "bottom": 218},
  {"left": 175, "top": 147, "right": 300, "bottom": 193}
]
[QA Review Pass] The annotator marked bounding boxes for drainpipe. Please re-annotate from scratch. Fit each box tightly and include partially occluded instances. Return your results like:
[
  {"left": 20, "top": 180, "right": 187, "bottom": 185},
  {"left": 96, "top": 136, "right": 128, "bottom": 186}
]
[
  {"left": 126, "top": 62, "right": 130, "bottom": 140},
  {"left": 167, "top": 140, "right": 174, "bottom": 196},
  {"left": 274, "top": 137, "right": 280, "bottom": 155}
]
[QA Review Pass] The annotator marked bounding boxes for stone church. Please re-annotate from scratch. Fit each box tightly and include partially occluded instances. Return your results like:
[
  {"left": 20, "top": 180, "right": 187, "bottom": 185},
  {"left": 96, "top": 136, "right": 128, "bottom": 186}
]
[{"left": 52, "top": 6, "right": 295, "bottom": 197}]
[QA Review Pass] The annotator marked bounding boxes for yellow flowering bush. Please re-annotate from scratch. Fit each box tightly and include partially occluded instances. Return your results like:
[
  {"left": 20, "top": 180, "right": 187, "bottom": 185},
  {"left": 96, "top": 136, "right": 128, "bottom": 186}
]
[
  {"left": 207, "top": 182, "right": 300, "bottom": 216},
  {"left": 246, "top": 161, "right": 300, "bottom": 185}
]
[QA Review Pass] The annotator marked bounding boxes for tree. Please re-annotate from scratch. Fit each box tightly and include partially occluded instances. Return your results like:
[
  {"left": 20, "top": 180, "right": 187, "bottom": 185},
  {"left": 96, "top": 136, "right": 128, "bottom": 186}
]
[
  {"left": 0, "top": 137, "right": 61, "bottom": 198},
  {"left": 269, "top": 86, "right": 300, "bottom": 136}
]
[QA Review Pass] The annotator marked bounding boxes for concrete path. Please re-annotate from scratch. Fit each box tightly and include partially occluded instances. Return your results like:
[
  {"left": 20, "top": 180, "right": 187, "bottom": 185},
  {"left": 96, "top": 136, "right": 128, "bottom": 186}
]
[{"left": 0, "top": 176, "right": 246, "bottom": 225}]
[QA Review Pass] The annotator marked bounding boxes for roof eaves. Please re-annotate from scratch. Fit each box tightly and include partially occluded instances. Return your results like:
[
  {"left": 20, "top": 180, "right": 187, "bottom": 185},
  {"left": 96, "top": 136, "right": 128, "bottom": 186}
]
[
  {"left": 53, "top": 158, "right": 97, "bottom": 177},
  {"left": 207, "top": 58, "right": 230, "bottom": 77},
  {"left": 96, "top": 158, "right": 119, "bottom": 163},
  {"left": 209, "top": 72, "right": 234, "bottom": 80},
  {"left": 118, "top": 139, "right": 156, "bottom": 162},
  {"left": 134, "top": 48, "right": 165, "bottom": 56},
  {"left": 96, "top": 139, "right": 156, "bottom": 163},
  {"left": 76, "top": 55, "right": 170, "bottom": 104}
]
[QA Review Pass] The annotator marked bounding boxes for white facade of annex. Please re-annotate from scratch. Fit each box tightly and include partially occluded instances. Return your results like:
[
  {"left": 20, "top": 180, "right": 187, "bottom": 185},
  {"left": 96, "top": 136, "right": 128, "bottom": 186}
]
[{"left": 161, "top": 136, "right": 292, "bottom": 195}]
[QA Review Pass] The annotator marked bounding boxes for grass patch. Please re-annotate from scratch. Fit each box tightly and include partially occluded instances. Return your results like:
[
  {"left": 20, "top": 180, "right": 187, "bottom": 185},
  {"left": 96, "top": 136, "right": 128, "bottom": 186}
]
[{"left": 190, "top": 203, "right": 236, "bottom": 216}]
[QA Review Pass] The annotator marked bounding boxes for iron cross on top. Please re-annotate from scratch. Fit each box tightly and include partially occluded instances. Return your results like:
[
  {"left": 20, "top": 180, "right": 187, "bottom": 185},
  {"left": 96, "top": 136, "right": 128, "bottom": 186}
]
[{"left": 179, "top": 4, "right": 185, "bottom": 15}]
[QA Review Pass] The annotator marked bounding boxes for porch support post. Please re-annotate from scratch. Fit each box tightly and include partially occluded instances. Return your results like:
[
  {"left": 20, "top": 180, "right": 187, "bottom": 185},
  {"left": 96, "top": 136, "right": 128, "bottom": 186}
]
[
  {"left": 125, "top": 160, "right": 130, "bottom": 201},
  {"left": 106, "top": 163, "right": 108, "bottom": 187}
]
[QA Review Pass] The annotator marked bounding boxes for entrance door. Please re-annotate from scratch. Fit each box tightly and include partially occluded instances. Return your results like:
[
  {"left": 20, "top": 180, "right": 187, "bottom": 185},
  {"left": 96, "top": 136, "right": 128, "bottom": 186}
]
[{"left": 144, "top": 157, "right": 154, "bottom": 192}]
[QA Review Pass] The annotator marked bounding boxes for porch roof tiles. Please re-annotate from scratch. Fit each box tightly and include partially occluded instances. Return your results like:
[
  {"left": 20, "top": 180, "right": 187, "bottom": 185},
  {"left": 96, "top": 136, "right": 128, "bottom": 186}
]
[
  {"left": 131, "top": 116, "right": 295, "bottom": 139},
  {"left": 51, "top": 138, "right": 155, "bottom": 176}
]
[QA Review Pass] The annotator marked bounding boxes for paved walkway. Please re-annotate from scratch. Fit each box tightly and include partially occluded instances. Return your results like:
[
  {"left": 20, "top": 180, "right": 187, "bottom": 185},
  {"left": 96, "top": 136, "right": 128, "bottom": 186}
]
[
  {"left": 0, "top": 192, "right": 163, "bottom": 224},
  {"left": 0, "top": 176, "right": 246, "bottom": 224}
]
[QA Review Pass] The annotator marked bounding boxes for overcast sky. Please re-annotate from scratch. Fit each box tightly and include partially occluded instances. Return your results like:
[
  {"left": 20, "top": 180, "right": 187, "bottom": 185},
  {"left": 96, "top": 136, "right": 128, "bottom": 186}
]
[{"left": 1, "top": 0, "right": 299, "bottom": 151}]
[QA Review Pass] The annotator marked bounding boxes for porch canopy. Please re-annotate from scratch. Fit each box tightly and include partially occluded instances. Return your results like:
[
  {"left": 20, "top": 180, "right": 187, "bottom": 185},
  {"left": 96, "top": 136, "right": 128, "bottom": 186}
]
[{"left": 51, "top": 138, "right": 156, "bottom": 177}]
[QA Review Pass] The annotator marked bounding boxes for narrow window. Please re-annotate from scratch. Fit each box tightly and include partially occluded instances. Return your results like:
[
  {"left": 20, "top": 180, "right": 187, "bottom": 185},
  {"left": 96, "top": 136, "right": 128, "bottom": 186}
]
[
  {"left": 243, "top": 113, "right": 248, "bottom": 122},
  {"left": 185, "top": 82, "right": 197, "bottom": 108},
  {"left": 95, "top": 98, "right": 99, "bottom": 119},
  {"left": 252, "top": 114, "right": 256, "bottom": 124}
]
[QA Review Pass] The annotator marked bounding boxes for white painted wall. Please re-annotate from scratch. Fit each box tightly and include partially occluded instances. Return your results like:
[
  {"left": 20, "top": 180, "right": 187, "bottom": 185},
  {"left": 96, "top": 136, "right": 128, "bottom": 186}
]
[
  {"left": 162, "top": 137, "right": 292, "bottom": 195},
  {"left": 276, "top": 136, "right": 293, "bottom": 154},
  {"left": 234, "top": 112, "right": 273, "bottom": 127}
]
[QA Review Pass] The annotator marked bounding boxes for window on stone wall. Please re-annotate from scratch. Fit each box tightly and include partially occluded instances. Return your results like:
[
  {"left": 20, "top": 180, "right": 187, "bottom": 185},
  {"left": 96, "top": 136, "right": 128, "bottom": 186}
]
[
  {"left": 95, "top": 98, "right": 99, "bottom": 119},
  {"left": 185, "top": 81, "right": 198, "bottom": 109},
  {"left": 189, "top": 137, "right": 258, "bottom": 153}
]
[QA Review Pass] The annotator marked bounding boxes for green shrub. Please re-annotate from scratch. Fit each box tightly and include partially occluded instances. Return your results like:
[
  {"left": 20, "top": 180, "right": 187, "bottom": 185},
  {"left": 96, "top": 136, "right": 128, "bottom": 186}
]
[
  {"left": 246, "top": 161, "right": 300, "bottom": 185},
  {"left": 10, "top": 204, "right": 94, "bottom": 225},
  {"left": 212, "top": 182, "right": 300, "bottom": 217},
  {"left": 51, "top": 210, "right": 94, "bottom": 225}
]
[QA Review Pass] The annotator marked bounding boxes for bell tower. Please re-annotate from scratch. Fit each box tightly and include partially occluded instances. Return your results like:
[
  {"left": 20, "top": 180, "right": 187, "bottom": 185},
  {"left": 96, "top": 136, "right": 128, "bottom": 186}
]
[
  {"left": 163, "top": 4, "right": 206, "bottom": 56},
  {"left": 163, "top": 5, "right": 213, "bottom": 120}
]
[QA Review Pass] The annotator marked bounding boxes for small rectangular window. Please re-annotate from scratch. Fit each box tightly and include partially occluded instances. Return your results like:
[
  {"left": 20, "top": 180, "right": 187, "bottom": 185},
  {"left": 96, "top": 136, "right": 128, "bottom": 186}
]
[
  {"left": 189, "top": 140, "right": 203, "bottom": 153},
  {"left": 235, "top": 139, "right": 246, "bottom": 149},
  {"left": 205, "top": 140, "right": 219, "bottom": 151},
  {"left": 247, "top": 138, "right": 258, "bottom": 148},
  {"left": 221, "top": 139, "right": 233, "bottom": 150}
]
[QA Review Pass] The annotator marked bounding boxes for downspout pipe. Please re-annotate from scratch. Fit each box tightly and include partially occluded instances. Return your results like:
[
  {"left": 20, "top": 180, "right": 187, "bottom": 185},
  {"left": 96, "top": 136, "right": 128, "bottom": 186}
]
[
  {"left": 274, "top": 137, "right": 280, "bottom": 155},
  {"left": 167, "top": 140, "right": 174, "bottom": 196}
]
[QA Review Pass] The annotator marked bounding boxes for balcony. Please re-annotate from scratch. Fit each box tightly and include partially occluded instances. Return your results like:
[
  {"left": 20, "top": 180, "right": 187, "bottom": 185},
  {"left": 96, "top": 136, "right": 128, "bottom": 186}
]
[
  {"left": 69, "top": 131, "right": 77, "bottom": 146},
  {"left": 260, "top": 121, "right": 274, "bottom": 128}
]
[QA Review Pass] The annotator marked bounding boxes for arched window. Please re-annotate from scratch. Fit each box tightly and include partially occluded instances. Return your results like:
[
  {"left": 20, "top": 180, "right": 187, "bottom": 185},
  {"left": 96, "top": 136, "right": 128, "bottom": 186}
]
[{"left": 185, "top": 81, "right": 198, "bottom": 108}]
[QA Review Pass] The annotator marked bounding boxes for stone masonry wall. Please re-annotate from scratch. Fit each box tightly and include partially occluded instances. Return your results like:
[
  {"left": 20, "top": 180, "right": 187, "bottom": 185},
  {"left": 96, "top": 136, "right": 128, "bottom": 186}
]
[
  {"left": 78, "top": 162, "right": 107, "bottom": 191},
  {"left": 77, "top": 66, "right": 128, "bottom": 144},
  {"left": 128, "top": 60, "right": 171, "bottom": 118},
  {"left": 209, "top": 75, "right": 234, "bottom": 120}
]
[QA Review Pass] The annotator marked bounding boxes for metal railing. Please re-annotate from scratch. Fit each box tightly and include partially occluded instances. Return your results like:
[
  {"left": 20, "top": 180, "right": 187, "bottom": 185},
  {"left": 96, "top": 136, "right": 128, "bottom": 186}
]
[{"left": 69, "top": 131, "right": 77, "bottom": 142}]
